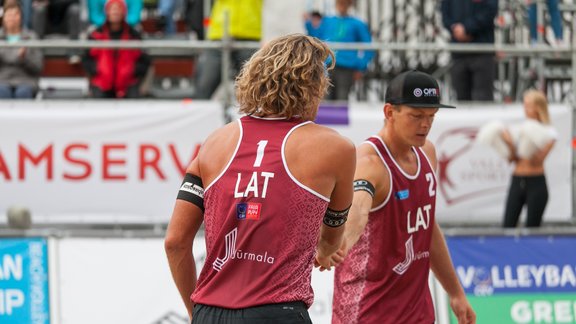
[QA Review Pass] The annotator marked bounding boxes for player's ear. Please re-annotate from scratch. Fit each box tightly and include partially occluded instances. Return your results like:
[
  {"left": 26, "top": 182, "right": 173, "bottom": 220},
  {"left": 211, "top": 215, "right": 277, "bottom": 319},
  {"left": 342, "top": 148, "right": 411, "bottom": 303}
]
[{"left": 383, "top": 103, "right": 395, "bottom": 120}]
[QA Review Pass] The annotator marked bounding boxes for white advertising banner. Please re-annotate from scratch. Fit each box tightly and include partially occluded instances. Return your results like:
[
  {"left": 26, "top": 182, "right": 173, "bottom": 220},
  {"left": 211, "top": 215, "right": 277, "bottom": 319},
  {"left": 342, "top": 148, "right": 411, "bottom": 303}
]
[
  {"left": 56, "top": 237, "right": 334, "bottom": 324},
  {"left": 0, "top": 101, "right": 223, "bottom": 224},
  {"left": 331, "top": 103, "right": 572, "bottom": 224}
]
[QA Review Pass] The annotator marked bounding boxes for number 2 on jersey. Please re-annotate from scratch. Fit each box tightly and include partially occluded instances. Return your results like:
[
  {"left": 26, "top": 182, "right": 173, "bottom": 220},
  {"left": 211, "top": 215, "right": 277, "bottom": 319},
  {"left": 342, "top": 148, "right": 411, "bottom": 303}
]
[{"left": 253, "top": 140, "right": 268, "bottom": 167}]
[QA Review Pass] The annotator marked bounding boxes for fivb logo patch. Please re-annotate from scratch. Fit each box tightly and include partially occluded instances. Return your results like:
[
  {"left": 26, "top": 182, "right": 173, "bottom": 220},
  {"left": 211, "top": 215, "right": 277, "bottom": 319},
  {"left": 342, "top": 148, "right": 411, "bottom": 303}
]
[{"left": 413, "top": 88, "right": 439, "bottom": 98}]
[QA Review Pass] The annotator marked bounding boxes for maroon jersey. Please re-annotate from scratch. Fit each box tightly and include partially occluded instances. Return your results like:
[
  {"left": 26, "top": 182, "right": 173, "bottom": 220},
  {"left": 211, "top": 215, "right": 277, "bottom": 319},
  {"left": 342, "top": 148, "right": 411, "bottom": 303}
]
[
  {"left": 192, "top": 116, "right": 330, "bottom": 309},
  {"left": 333, "top": 136, "right": 437, "bottom": 324}
]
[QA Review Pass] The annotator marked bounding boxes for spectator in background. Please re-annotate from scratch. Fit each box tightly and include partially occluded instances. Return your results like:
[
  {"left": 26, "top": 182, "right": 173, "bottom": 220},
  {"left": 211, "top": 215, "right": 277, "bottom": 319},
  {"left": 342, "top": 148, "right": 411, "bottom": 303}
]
[
  {"left": 0, "top": 1, "right": 43, "bottom": 99},
  {"left": 0, "top": 0, "right": 32, "bottom": 30},
  {"left": 88, "top": 0, "right": 142, "bottom": 27},
  {"left": 192, "top": 0, "right": 262, "bottom": 99},
  {"left": 441, "top": 0, "right": 498, "bottom": 101},
  {"left": 31, "top": 0, "right": 81, "bottom": 64},
  {"left": 304, "top": 10, "right": 322, "bottom": 38},
  {"left": 154, "top": 0, "right": 176, "bottom": 35},
  {"left": 82, "top": 0, "right": 150, "bottom": 98},
  {"left": 306, "top": 0, "right": 373, "bottom": 101},
  {"left": 185, "top": 0, "right": 203, "bottom": 39},
  {"left": 528, "top": 0, "right": 564, "bottom": 46}
]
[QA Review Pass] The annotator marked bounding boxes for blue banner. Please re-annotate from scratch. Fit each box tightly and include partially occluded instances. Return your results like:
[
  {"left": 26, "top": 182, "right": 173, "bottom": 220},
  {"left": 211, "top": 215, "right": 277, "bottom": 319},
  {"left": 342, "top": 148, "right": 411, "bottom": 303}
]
[
  {"left": 446, "top": 236, "right": 576, "bottom": 295},
  {"left": 0, "top": 238, "right": 50, "bottom": 324}
]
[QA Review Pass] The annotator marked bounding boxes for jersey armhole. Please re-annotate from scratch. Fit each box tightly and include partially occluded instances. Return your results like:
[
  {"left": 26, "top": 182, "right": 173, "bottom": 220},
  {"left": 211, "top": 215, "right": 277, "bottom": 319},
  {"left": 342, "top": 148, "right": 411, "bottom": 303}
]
[
  {"left": 205, "top": 119, "right": 243, "bottom": 192},
  {"left": 364, "top": 141, "right": 392, "bottom": 212},
  {"left": 282, "top": 121, "right": 330, "bottom": 202}
]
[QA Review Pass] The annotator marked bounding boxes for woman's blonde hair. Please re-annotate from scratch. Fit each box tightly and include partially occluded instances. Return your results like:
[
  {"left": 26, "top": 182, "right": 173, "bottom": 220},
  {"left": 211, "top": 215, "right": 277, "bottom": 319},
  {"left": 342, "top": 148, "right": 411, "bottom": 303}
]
[
  {"left": 524, "top": 89, "right": 550, "bottom": 124},
  {"left": 235, "top": 34, "right": 334, "bottom": 121}
]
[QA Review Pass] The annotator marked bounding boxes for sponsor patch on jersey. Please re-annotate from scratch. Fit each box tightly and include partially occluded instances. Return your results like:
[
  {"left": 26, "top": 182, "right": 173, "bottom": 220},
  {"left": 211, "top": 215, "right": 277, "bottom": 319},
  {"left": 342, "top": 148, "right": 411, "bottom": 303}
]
[
  {"left": 236, "top": 202, "right": 262, "bottom": 220},
  {"left": 395, "top": 189, "right": 409, "bottom": 200}
]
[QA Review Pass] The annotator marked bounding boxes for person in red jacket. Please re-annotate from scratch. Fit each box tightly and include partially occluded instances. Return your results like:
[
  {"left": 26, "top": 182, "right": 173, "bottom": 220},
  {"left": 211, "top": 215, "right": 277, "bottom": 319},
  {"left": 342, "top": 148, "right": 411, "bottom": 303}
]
[{"left": 82, "top": 0, "right": 150, "bottom": 98}]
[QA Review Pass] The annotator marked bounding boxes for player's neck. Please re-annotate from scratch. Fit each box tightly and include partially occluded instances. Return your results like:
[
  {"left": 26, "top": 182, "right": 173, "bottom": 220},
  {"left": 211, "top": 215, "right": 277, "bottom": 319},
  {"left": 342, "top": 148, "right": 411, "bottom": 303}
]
[{"left": 380, "top": 130, "right": 415, "bottom": 163}]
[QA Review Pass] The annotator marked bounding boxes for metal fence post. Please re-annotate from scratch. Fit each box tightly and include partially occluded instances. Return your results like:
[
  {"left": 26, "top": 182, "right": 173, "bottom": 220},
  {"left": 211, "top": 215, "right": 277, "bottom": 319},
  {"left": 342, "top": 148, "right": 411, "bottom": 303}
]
[{"left": 221, "top": 10, "right": 232, "bottom": 123}]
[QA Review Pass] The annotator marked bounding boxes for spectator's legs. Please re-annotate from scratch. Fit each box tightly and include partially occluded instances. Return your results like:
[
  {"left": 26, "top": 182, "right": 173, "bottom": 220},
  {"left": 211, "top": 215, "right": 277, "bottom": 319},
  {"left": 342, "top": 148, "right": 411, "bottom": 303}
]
[
  {"left": 528, "top": 2, "right": 538, "bottom": 42},
  {"left": 450, "top": 56, "right": 472, "bottom": 101},
  {"left": 66, "top": 3, "right": 81, "bottom": 40},
  {"left": 330, "top": 67, "right": 354, "bottom": 101},
  {"left": 13, "top": 85, "right": 36, "bottom": 99},
  {"left": 232, "top": 48, "right": 257, "bottom": 73},
  {"left": 66, "top": 3, "right": 82, "bottom": 63},
  {"left": 193, "top": 48, "right": 222, "bottom": 99},
  {"left": 546, "top": 0, "right": 563, "bottom": 40},
  {"left": 158, "top": 0, "right": 176, "bottom": 34},
  {"left": 32, "top": 1, "right": 48, "bottom": 39},
  {"left": 0, "top": 85, "right": 14, "bottom": 99},
  {"left": 470, "top": 54, "right": 495, "bottom": 101},
  {"left": 21, "top": 0, "right": 33, "bottom": 29}
]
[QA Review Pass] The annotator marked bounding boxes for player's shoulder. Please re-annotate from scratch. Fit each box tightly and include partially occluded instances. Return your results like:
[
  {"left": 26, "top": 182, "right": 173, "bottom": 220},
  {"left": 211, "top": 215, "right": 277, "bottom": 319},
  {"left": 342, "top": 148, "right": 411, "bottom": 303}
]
[
  {"left": 302, "top": 123, "right": 355, "bottom": 152},
  {"left": 420, "top": 139, "right": 436, "bottom": 159},
  {"left": 355, "top": 141, "right": 384, "bottom": 170},
  {"left": 199, "top": 120, "right": 240, "bottom": 155}
]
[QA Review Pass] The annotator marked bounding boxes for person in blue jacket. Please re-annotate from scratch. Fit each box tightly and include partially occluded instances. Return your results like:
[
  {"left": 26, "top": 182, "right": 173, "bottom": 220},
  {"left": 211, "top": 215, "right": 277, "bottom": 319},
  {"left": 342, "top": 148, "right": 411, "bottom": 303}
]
[{"left": 306, "top": 0, "right": 373, "bottom": 101}]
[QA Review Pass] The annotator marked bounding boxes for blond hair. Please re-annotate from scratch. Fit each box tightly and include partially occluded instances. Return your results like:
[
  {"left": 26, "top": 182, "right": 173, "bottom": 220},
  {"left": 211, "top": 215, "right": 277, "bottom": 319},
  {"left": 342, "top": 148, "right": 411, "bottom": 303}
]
[
  {"left": 235, "top": 34, "right": 334, "bottom": 121},
  {"left": 524, "top": 89, "right": 550, "bottom": 124}
]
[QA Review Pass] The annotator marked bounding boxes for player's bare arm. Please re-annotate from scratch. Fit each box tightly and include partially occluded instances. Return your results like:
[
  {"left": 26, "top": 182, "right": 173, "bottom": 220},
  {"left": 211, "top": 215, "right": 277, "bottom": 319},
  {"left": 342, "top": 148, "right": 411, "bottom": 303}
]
[
  {"left": 307, "top": 127, "right": 356, "bottom": 269},
  {"left": 423, "top": 140, "right": 476, "bottom": 324},
  {"left": 165, "top": 155, "right": 204, "bottom": 319},
  {"left": 164, "top": 121, "right": 240, "bottom": 320},
  {"left": 342, "top": 143, "right": 390, "bottom": 256},
  {"left": 430, "top": 223, "right": 476, "bottom": 324}
]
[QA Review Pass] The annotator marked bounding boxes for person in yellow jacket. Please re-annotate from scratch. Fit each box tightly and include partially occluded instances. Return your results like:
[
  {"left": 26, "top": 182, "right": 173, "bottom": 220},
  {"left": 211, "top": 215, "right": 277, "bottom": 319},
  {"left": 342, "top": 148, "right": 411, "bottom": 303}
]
[{"left": 192, "top": 0, "right": 262, "bottom": 99}]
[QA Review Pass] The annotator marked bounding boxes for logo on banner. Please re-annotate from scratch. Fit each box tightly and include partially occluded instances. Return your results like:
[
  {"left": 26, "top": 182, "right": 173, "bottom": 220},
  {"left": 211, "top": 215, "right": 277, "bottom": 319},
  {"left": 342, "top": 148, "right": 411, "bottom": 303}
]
[
  {"left": 456, "top": 264, "right": 576, "bottom": 296},
  {"left": 435, "top": 127, "right": 511, "bottom": 205}
]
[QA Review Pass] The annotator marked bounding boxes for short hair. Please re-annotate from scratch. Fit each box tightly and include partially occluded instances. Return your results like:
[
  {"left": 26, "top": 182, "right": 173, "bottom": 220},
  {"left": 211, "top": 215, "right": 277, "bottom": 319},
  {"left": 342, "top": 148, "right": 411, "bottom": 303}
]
[
  {"left": 3, "top": 0, "right": 22, "bottom": 14},
  {"left": 523, "top": 89, "right": 550, "bottom": 124},
  {"left": 235, "top": 34, "right": 334, "bottom": 121},
  {"left": 336, "top": 0, "right": 354, "bottom": 7}
]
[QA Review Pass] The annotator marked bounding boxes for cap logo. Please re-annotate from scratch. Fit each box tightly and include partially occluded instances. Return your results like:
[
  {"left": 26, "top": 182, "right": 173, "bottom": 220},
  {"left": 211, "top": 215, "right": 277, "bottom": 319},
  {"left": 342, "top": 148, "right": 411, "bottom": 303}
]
[
  {"left": 413, "top": 88, "right": 423, "bottom": 97},
  {"left": 423, "top": 88, "right": 438, "bottom": 97}
]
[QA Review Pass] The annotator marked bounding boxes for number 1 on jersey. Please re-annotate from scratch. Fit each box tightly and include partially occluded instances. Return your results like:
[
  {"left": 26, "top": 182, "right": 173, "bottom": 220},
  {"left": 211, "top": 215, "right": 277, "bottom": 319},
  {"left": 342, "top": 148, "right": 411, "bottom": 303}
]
[{"left": 253, "top": 140, "right": 268, "bottom": 167}]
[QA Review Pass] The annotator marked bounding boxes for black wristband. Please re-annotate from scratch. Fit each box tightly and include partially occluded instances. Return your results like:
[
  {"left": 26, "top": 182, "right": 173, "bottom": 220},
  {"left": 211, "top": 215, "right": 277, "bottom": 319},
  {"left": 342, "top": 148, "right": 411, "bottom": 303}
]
[{"left": 323, "top": 205, "right": 350, "bottom": 228}]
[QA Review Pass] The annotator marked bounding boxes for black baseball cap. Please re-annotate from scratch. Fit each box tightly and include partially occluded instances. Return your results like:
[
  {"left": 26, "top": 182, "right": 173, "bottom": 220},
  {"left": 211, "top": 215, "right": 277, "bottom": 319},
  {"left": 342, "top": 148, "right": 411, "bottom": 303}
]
[{"left": 385, "top": 70, "right": 456, "bottom": 108}]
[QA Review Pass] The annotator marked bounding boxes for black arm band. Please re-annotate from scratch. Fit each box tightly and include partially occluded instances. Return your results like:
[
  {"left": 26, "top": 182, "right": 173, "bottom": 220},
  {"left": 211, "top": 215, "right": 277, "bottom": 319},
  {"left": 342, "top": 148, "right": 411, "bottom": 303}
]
[
  {"left": 353, "top": 179, "right": 375, "bottom": 197},
  {"left": 323, "top": 205, "right": 350, "bottom": 228},
  {"left": 177, "top": 173, "right": 205, "bottom": 212}
]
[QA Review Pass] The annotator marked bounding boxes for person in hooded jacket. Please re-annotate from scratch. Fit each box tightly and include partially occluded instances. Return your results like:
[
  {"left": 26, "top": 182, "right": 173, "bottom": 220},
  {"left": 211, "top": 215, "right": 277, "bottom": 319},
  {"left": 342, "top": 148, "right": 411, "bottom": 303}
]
[{"left": 82, "top": 0, "right": 150, "bottom": 98}]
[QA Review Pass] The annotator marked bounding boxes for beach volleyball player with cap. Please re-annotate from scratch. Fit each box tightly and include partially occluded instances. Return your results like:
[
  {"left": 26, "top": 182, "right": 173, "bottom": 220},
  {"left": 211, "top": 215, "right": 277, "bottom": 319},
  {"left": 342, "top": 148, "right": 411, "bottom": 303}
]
[{"left": 328, "top": 70, "right": 476, "bottom": 324}]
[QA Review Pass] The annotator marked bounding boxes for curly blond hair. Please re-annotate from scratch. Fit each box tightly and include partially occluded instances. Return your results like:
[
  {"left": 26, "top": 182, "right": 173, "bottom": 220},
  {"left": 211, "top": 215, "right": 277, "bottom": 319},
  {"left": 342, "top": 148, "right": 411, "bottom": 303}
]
[{"left": 235, "top": 34, "right": 334, "bottom": 121}]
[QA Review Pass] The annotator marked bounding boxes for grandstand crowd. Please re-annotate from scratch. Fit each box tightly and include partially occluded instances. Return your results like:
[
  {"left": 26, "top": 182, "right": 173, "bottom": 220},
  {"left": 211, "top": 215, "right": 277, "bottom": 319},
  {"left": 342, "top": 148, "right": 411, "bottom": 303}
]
[{"left": 0, "top": 0, "right": 573, "bottom": 101}]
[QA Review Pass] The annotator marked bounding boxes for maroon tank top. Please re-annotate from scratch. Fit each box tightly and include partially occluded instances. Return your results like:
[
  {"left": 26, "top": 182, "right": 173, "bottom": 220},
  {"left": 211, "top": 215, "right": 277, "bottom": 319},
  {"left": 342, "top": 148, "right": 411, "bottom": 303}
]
[
  {"left": 333, "top": 135, "right": 437, "bottom": 324},
  {"left": 192, "top": 116, "right": 330, "bottom": 308}
]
